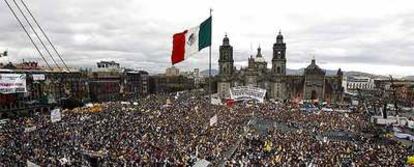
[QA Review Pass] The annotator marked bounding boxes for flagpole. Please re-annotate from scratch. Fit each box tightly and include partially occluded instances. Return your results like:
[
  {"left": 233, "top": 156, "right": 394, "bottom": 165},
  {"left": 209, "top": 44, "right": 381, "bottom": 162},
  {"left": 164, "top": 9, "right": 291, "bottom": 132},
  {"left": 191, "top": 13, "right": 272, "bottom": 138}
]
[{"left": 208, "top": 8, "right": 212, "bottom": 114}]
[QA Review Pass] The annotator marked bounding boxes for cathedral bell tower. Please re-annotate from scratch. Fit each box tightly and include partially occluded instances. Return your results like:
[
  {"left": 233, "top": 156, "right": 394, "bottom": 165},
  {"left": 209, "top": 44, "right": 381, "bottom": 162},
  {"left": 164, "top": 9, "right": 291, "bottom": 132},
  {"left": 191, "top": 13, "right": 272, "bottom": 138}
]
[
  {"left": 270, "top": 30, "right": 287, "bottom": 101},
  {"left": 272, "top": 30, "right": 286, "bottom": 76},
  {"left": 218, "top": 34, "right": 234, "bottom": 76},
  {"left": 217, "top": 34, "right": 234, "bottom": 99}
]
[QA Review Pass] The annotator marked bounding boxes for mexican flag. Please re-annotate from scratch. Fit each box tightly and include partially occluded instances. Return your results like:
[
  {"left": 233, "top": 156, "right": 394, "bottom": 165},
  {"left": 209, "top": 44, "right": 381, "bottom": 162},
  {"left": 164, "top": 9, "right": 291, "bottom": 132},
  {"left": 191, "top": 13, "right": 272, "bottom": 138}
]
[{"left": 171, "top": 17, "right": 212, "bottom": 65}]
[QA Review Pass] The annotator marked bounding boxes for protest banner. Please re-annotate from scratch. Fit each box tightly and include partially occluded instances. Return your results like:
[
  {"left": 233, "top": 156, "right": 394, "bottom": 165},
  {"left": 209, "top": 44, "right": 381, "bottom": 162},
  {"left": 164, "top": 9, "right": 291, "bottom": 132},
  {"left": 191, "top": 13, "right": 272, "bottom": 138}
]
[
  {"left": 193, "top": 159, "right": 210, "bottom": 167},
  {"left": 230, "top": 86, "right": 266, "bottom": 103},
  {"left": 32, "top": 74, "right": 45, "bottom": 81},
  {"left": 209, "top": 114, "right": 217, "bottom": 126},
  {"left": 27, "top": 160, "right": 40, "bottom": 167},
  {"left": 24, "top": 126, "right": 37, "bottom": 133},
  {"left": 0, "top": 73, "right": 26, "bottom": 94},
  {"left": 211, "top": 97, "right": 222, "bottom": 105}
]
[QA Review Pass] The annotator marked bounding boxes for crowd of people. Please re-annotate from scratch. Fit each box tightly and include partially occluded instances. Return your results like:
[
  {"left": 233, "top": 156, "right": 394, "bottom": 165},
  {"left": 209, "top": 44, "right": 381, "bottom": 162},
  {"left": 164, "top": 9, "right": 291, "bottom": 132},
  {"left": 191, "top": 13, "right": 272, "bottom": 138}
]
[{"left": 0, "top": 90, "right": 411, "bottom": 166}]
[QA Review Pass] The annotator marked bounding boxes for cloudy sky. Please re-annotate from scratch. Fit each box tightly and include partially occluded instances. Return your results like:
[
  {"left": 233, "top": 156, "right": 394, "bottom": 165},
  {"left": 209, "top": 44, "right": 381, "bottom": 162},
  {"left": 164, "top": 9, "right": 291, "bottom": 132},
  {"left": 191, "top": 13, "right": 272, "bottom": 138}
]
[{"left": 0, "top": 0, "right": 413, "bottom": 76}]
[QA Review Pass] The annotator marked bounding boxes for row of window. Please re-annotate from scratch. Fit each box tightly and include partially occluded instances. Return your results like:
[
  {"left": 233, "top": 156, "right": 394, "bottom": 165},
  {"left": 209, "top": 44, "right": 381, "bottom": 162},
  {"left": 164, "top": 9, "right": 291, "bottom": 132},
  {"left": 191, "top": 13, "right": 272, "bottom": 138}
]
[{"left": 347, "top": 82, "right": 375, "bottom": 89}]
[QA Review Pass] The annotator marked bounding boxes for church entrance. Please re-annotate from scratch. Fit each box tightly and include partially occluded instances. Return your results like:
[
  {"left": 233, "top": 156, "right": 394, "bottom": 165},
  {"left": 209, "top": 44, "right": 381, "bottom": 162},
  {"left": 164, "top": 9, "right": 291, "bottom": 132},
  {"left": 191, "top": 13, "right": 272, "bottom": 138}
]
[{"left": 311, "top": 90, "right": 318, "bottom": 100}]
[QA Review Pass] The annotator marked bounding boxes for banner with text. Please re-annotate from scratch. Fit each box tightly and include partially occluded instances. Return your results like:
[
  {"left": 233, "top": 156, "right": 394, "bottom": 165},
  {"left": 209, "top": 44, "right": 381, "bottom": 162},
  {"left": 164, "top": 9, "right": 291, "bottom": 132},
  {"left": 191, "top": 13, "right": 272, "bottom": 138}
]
[
  {"left": 230, "top": 86, "right": 266, "bottom": 103},
  {"left": 32, "top": 74, "right": 45, "bottom": 81},
  {"left": 0, "top": 73, "right": 27, "bottom": 94}
]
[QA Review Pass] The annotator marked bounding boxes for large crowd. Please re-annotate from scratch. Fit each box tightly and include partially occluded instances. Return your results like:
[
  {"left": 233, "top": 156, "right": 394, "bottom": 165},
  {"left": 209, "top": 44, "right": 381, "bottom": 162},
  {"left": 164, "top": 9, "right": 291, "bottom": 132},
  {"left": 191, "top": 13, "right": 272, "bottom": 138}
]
[{"left": 0, "top": 90, "right": 411, "bottom": 166}]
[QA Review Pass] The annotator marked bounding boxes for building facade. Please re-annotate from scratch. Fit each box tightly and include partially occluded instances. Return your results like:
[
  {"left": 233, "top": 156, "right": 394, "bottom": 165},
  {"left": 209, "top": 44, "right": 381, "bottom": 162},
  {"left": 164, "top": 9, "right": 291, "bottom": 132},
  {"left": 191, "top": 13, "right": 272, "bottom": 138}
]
[
  {"left": 374, "top": 79, "right": 414, "bottom": 107},
  {"left": 121, "top": 69, "right": 149, "bottom": 99},
  {"left": 0, "top": 69, "right": 89, "bottom": 118},
  {"left": 217, "top": 32, "right": 344, "bottom": 104},
  {"left": 149, "top": 75, "right": 195, "bottom": 94},
  {"left": 165, "top": 66, "right": 180, "bottom": 77},
  {"left": 88, "top": 62, "right": 149, "bottom": 102},
  {"left": 345, "top": 76, "right": 376, "bottom": 93}
]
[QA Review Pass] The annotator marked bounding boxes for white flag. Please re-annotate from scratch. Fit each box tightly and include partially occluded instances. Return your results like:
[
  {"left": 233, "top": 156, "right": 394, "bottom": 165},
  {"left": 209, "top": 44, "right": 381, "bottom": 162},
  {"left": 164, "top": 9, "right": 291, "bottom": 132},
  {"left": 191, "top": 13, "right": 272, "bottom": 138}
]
[
  {"left": 27, "top": 160, "right": 40, "bottom": 167},
  {"left": 211, "top": 97, "right": 222, "bottom": 105},
  {"left": 209, "top": 114, "right": 217, "bottom": 126},
  {"left": 193, "top": 159, "right": 210, "bottom": 167}
]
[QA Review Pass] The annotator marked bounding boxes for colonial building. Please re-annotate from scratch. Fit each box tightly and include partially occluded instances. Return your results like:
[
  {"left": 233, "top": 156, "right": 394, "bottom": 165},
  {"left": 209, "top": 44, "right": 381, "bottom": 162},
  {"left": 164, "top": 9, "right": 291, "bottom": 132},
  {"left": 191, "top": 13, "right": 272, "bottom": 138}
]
[
  {"left": 1, "top": 60, "right": 149, "bottom": 118},
  {"left": 374, "top": 79, "right": 414, "bottom": 107},
  {"left": 149, "top": 75, "right": 195, "bottom": 94},
  {"left": 121, "top": 69, "right": 149, "bottom": 99},
  {"left": 217, "top": 32, "right": 344, "bottom": 103},
  {"left": 165, "top": 66, "right": 180, "bottom": 77},
  {"left": 88, "top": 62, "right": 149, "bottom": 102},
  {"left": 0, "top": 69, "right": 89, "bottom": 118},
  {"left": 345, "top": 76, "right": 376, "bottom": 93}
]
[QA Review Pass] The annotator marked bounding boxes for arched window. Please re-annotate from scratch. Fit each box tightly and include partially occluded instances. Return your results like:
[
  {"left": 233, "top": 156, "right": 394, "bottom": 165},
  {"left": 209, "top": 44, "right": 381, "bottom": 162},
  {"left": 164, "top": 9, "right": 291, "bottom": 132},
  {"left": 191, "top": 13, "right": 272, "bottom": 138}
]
[{"left": 277, "top": 67, "right": 281, "bottom": 73}]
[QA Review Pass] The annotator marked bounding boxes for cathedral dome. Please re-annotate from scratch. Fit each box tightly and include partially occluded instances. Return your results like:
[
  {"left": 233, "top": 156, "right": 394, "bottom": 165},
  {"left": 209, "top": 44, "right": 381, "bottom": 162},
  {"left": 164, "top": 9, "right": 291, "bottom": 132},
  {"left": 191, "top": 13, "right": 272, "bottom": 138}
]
[
  {"left": 222, "top": 34, "right": 230, "bottom": 46},
  {"left": 255, "top": 57, "right": 266, "bottom": 63},
  {"left": 277, "top": 31, "right": 283, "bottom": 40},
  {"left": 305, "top": 59, "right": 325, "bottom": 75},
  {"left": 276, "top": 30, "right": 284, "bottom": 44},
  {"left": 254, "top": 46, "right": 266, "bottom": 63}
]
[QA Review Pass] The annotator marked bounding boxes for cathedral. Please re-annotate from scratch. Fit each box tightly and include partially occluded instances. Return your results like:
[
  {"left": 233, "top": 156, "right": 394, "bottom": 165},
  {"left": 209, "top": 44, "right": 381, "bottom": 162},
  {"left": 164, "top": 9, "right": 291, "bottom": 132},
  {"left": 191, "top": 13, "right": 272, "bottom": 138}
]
[{"left": 217, "top": 31, "right": 344, "bottom": 104}]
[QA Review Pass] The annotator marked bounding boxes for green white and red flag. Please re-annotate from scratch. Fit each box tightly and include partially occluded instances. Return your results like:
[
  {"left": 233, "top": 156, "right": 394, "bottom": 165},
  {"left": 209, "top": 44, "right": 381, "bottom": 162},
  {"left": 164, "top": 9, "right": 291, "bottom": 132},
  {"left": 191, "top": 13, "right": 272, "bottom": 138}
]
[{"left": 171, "top": 17, "right": 212, "bottom": 65}]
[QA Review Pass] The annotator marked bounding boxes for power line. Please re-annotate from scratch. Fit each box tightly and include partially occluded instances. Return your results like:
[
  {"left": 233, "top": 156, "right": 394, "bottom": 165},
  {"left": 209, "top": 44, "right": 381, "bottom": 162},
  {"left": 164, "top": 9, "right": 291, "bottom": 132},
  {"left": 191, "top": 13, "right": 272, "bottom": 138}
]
[
  {"left": 11, "top": 0, "right": 62, "bottom": 71},
  {"left": 19, "top": 0, "right": 70, "bottom": 72},
  {"left": 3, "top": 0, "right": 52, "bottom": 70}
]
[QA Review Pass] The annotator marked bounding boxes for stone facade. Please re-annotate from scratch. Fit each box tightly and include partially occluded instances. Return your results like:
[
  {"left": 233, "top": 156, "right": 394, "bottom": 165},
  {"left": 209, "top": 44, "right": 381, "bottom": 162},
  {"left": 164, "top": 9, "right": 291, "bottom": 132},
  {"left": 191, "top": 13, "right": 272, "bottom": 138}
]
[{"left": 216, "top": 31, "right": 344, "bottom": 104}]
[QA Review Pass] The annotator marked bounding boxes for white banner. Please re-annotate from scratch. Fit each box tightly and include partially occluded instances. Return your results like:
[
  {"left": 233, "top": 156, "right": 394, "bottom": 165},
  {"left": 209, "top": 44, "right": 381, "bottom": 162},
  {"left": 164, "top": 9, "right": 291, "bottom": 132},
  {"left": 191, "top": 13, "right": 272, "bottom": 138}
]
[
  {"left": 394, "top": 132, "right": 414, "bottom": 141},
  {"left": 193, "top": 159, "right": 210, "bottom": 167},
  {"left": 0, "top": 73, "right": 27, "bottom": 94},
  {"left": 352, "top": 100, "right": 359, "bottom": 106},
  {"left": 24, "top": 126, "right": 37, "bottom": 133},
  {"left": 32, "top": 74, "right": 45, "bottom": 81},
  {"left": 51, "top": 108, "right": 62, "bottom": 123},
  {"left": 230, "top": 86, "right": 266, "bottom": 103},
  {"left": 27, "top": 160, "right": 40, "bottom": 167},
  {"left": 408, "top": 121, "right": 414, "bottom": 129},
  {"left": 211, "top": 97, "right": 222, "bottom": 105},
  {"left": 209, "top": 114, "right": 217, "bottom": 126}
]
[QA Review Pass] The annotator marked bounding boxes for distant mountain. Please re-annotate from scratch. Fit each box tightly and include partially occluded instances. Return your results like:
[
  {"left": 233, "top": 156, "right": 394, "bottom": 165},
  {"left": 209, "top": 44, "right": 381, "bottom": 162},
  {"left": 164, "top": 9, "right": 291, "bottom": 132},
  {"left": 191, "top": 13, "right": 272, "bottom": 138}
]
[
  {"left": 200, "top": 69, "right": 218, "bottom": 77},
  {"left": 286, "top": 68, "right": 390, "bottom": 79},
  {"left": 402, "top": 76, "right": 414, "bottom": 81},
  {"left": 203, "top": 68, "right": 407, "bottom": 80},
  {"left": 344, "top": 71, "right": 388, "bottom": 79},
  {"left": 286, "top": 68, "right": 304, "bottom": 75},
  {"left": 286, "top": 68, "right": 338, "bottom": 76}
]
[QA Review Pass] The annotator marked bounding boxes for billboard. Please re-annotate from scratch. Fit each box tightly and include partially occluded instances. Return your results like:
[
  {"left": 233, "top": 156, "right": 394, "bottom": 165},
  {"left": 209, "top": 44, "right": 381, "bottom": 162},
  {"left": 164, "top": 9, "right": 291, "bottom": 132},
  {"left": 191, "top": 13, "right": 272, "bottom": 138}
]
[
  {"left": 0, "top": 73, "right": 27, "bottom": 94},
  {"left": 230, "top": 86, "right": 266, "bottom": 103}
]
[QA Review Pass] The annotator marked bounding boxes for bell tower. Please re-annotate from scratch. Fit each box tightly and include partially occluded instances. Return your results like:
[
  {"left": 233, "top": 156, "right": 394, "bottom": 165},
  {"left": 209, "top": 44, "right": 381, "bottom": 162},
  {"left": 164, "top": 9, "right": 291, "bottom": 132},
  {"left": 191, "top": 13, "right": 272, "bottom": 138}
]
[
  {"left": 272, "top": 30, "right": 286, "bottom": 76},
  {"left": 217, "top": 34, "right": 234, "bottom": 99},
  {"left": 270, "top": 30, "right": 287, "bottom": 101},
  {"left": 218, "top": 34, "right": 234, "bottom": 76}
]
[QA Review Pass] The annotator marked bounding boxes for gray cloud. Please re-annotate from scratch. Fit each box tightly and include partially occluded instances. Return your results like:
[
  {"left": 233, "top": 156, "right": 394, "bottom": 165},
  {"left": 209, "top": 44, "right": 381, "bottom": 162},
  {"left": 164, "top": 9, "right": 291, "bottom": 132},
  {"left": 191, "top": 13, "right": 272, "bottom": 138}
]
[{"left": 0, "top": 0, "right": 413, "bottom": 75}]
